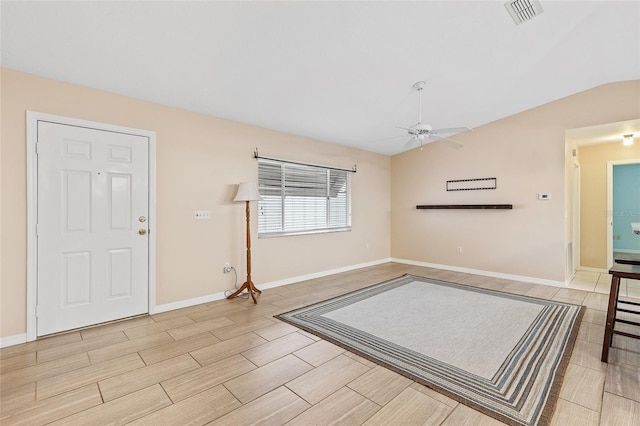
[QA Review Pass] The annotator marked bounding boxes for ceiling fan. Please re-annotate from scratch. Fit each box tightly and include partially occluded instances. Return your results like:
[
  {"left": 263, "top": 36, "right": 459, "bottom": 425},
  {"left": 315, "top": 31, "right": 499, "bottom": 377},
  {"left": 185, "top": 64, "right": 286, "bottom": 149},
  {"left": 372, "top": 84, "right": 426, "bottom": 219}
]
[{"left": 398, "top": 81, "right": 472, "bottom": 150}]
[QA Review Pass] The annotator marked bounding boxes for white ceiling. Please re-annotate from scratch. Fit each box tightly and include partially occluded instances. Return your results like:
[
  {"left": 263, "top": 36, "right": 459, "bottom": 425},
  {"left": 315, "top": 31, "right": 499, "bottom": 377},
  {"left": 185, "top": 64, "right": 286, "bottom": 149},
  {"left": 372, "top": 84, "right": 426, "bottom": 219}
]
[{"left": 2, "top": 1, "right": 639, "bottom": 155}]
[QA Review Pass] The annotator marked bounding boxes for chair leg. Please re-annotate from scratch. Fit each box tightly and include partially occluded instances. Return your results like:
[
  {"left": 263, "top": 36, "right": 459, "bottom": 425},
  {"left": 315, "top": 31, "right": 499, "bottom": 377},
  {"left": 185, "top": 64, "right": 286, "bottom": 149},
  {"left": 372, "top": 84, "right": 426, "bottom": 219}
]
[{"left": 601, "top": 275, "right": 621, "bottom": 362}]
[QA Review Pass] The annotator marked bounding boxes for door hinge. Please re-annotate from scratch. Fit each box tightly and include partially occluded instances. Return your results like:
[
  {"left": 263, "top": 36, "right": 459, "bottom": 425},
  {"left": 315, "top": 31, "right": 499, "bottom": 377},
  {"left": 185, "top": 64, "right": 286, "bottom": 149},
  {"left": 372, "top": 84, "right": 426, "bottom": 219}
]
[
  {"left": 35, "top": 142, "right": 41, "bottom": 154},
  {"left": 36, "top": 223, "right": 40, "bottom": 236},
  {"left": 36, "top": 305, "right": 40, "bottom": 318}
]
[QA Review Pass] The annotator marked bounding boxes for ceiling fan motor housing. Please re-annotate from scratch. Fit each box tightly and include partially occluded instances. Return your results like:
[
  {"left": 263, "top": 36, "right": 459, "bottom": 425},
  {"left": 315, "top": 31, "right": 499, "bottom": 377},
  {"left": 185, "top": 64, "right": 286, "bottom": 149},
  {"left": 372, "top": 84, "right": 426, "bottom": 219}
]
[{"left": 414, "top": 123, "right": 433, "bottom": 133}]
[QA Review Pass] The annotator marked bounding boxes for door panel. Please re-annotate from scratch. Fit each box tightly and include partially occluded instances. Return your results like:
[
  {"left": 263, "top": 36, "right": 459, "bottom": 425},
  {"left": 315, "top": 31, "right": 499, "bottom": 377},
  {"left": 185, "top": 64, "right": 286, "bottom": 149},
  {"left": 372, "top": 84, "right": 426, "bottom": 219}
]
[
  {"left": 64, "top": 170, "right": 93, "bottom": 231},
  {"left": 108, "top": 248, "right": 132, "bottom": 298},
  {"left": 109, "top": 174, "right": 132, "bottom": 229},
  {"left": 37, "top": 122, "right": 149, "bottom": 336},
  {"left": 62, "top": 251, "right": 91, "bottom": 306}
]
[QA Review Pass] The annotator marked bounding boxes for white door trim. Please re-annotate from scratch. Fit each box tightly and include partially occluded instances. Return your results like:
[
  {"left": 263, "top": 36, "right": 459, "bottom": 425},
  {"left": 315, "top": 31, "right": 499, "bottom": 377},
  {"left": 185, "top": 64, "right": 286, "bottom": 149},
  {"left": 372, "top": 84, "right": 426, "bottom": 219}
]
[
  {"left": 572, "top": 157, "right": 580, "bottom": 275},
  {"left": 606, "top": 158, "right": 640, "bottom": 269},
  {"left": 26, "top": 111, "right": 157, "bottom": 342}
]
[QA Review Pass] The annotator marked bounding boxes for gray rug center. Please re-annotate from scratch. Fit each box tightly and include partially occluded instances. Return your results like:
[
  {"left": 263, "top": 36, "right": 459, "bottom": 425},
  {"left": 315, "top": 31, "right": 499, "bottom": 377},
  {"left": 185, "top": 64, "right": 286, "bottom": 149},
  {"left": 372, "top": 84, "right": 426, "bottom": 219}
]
[{"left": 321, "top": 280, "right": 543, "bottom": 379}]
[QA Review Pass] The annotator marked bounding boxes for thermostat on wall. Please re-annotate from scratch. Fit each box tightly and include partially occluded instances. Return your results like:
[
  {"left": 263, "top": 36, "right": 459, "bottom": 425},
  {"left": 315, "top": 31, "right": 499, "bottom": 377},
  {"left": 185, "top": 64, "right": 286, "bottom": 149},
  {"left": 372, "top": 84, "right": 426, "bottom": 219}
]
[{"left": 538, "top": 193, "right": 551, "bottom": 200}]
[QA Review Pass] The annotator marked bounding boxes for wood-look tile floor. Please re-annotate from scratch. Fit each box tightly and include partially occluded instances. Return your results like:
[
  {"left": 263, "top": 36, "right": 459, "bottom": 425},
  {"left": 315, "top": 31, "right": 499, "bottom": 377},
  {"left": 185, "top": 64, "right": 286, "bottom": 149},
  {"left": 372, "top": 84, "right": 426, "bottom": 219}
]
[{"left": 1, "top": 263, "right": 639, "bottom": 425}]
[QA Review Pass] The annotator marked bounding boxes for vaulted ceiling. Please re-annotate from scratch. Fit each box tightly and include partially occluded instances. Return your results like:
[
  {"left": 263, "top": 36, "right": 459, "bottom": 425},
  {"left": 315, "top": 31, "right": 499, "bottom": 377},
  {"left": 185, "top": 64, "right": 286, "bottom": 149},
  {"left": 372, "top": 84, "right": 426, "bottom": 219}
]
[{"left": 2, "top": 1, "right": 639, "bottom": 155}]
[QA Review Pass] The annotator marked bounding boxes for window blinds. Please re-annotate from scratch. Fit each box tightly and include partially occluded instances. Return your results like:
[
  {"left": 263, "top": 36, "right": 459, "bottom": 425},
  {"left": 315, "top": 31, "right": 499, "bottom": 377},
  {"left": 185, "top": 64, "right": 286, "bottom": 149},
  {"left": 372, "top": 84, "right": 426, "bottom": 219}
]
[{"left": 258, "top": 158, "right": 351, "bottom": 237}]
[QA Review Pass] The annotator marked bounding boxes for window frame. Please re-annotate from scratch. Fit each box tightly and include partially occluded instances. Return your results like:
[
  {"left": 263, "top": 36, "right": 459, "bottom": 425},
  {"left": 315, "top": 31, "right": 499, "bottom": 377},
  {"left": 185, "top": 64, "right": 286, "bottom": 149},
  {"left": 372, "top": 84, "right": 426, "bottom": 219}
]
[{"left": 257, "top": 158, "right": 352, "bottom": 238}]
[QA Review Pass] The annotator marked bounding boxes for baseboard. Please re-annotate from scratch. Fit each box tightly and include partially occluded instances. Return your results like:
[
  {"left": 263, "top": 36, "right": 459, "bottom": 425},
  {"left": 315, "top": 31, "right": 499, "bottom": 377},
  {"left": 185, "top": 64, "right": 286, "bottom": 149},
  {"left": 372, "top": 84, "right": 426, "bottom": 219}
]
[
  {"left": 259, "top": 258, "right": 393, "bottom": 290},
  {"left": 154, "top": 292, "right": 228, "bottom": 314},
  {"left": 391, "top": 258, "right": 566, "bottom": 288},
  {"left": 154, "top": 257, "right": 393, "bottom": 314},
  {"left": 577, "top": 266, "right": 609, "bottom": 274},
  {"left": 0, "top": 333, "right": 27, "bottom": 348}
]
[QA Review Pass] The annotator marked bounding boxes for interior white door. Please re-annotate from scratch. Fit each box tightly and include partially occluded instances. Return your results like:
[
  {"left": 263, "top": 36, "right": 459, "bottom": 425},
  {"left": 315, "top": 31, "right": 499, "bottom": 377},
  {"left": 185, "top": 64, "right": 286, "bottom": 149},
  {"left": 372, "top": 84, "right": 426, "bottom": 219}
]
[{"left": 37, "top": 121, "right": 149, "bottom": 336}]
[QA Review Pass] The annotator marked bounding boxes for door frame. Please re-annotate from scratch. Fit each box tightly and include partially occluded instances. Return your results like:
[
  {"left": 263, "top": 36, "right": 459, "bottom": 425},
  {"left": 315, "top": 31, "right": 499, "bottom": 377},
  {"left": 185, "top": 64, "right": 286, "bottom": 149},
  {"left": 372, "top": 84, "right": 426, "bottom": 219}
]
[
  {"left": 26, "top": 111, "right": 157, "bottom": 342},
  {"left": 572, "top": 157, "right": 580, "bottom": 275},
  {"left": 606, "top": 159, "right": 640, "bottom": 269}
]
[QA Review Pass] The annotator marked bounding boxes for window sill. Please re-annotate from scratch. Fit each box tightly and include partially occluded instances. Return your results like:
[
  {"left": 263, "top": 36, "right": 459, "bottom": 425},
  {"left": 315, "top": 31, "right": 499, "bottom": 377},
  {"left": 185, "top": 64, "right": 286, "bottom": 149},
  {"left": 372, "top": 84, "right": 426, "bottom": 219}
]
[{"left": 258, "top": 227, "right": 351, "bottom": 239}]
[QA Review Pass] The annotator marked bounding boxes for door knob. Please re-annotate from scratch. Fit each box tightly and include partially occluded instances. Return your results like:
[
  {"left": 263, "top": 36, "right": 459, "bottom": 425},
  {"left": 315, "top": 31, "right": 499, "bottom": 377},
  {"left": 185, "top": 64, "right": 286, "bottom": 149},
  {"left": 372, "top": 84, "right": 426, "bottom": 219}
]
[{"left": 138, "top": 229, "right": 147, "bottom": 235}]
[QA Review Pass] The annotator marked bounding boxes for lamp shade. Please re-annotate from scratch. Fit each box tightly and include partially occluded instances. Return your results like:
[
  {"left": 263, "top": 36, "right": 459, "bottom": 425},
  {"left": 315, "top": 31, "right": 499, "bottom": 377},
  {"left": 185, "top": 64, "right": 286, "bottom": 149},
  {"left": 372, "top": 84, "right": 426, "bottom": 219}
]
[{"left": 233, "top": 182, "right": 263, "bottom": 202}]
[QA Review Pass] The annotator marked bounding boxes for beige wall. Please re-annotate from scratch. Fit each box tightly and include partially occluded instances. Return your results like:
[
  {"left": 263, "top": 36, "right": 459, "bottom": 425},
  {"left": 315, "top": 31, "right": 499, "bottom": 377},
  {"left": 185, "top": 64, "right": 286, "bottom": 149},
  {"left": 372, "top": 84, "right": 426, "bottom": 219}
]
[
  {"left": 578, "top": 143, "right": 640, "bottom": 269},
  {"left": 391, "top": 80, "right": 640, "bottom": 283},
  {"left": 2, "top": 68, "right": 638, "bottom": 341},
  {"left": 0, "top": 68, "right": 391, "bottom": 339}
]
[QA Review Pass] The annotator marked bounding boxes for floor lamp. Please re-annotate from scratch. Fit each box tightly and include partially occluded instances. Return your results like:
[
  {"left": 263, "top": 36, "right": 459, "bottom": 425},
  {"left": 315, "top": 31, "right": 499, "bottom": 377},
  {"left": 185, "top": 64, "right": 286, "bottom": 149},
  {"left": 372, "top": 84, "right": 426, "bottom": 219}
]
[{"left": 228, "top": 182, "right": 263, "bottom": 303}]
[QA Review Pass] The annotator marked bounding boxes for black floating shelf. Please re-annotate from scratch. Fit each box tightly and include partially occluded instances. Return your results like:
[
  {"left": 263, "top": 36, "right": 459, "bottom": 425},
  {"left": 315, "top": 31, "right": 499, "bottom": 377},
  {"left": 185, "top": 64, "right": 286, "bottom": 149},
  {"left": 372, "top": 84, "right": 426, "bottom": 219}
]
[{"left": 416, "top": 204, "right": 513, "bottom": 210}]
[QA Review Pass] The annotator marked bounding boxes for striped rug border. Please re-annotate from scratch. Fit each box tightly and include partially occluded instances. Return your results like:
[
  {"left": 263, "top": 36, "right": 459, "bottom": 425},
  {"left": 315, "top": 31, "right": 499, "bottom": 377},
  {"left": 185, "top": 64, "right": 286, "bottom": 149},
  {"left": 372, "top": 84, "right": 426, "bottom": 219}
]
[{"left": 275, "top": 274, "right": 584, "bottom": 426}]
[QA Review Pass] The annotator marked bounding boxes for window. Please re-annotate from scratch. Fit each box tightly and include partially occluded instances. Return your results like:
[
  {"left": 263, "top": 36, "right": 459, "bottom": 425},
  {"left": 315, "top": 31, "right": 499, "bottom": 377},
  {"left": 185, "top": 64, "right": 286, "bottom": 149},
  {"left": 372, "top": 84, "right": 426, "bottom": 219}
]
[{"left": 258, "top": 158, "right": 352, "bottom": 237}]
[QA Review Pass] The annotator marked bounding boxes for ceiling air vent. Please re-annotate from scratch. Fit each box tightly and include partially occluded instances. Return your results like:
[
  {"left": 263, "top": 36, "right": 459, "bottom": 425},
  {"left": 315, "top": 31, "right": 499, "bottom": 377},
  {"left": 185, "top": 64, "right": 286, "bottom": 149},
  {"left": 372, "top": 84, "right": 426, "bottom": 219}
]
[{"left": 504, "top": 0, "right": 544, "bottom": 25}]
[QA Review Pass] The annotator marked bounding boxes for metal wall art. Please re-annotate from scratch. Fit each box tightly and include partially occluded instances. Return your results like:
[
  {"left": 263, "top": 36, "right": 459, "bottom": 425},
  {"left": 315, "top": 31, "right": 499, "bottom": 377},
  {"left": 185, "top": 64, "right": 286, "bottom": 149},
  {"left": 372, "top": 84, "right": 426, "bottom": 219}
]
[{"left": 446, "top": 177, "right": 497, "bottom": 191}]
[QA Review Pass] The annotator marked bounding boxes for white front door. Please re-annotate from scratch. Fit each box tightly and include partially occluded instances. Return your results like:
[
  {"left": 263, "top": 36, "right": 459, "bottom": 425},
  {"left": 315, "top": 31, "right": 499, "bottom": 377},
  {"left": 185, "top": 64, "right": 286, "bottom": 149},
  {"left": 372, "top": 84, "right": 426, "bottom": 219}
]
[{"left": 36, "top": 121, "right": 149, "bottom": 336}]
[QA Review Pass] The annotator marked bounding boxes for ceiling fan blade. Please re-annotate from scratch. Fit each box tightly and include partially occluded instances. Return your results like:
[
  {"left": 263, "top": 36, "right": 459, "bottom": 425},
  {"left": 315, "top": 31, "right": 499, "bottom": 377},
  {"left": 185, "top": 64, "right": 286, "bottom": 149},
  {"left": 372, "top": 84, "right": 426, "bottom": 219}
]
[
  {"left": 431, "top": 126, "right": 472, "bottom": 135},
  {"left": 403, "top": 136, "right": 418, "bottom": 149},
  {"left": 396, "top": 125, "right": 418, "bottom": 135},
  {"left": 429, "top": 134, "right": 463, "bottom": 149}
]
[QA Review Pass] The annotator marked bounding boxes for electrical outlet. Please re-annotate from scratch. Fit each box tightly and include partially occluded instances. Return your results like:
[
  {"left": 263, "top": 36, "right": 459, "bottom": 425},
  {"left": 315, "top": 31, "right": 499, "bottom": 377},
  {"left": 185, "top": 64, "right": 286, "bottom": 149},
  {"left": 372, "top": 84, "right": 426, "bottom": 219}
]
[{"left": 224, "top": 262, "right": 232, "bottom": 273}]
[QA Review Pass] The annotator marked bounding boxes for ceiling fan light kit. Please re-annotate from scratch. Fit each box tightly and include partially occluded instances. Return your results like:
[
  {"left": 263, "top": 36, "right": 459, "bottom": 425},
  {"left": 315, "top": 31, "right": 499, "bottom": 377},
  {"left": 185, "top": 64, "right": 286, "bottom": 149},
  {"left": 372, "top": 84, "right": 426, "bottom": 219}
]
[{"left": 398, "top": 81, "right": 472, "bottom": 151}]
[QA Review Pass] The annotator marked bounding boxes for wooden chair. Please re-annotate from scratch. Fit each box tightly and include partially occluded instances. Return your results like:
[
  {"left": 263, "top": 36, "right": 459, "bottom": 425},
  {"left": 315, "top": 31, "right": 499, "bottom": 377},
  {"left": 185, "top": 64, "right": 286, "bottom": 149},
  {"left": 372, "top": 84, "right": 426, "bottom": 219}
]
[{"left": 601, "top": 263, "right": 640, "bottom": 362}]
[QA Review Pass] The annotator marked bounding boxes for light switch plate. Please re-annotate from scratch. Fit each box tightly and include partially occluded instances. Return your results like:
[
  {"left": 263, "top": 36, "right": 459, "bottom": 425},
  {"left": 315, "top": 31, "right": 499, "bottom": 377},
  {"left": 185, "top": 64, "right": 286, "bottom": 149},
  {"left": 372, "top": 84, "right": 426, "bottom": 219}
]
[{"left": 194, "top": 210, "right": 211, "bottom": 220}]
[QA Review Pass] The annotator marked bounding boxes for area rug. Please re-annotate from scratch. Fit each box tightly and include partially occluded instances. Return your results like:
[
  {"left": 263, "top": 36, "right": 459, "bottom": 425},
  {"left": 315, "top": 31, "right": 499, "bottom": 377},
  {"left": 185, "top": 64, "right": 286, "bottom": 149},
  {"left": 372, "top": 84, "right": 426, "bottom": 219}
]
[{"left": 275, "top": 274, "right": 584, "bottom": 426}]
